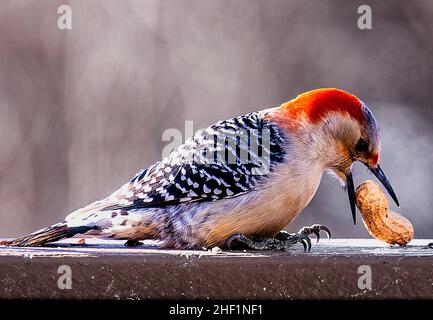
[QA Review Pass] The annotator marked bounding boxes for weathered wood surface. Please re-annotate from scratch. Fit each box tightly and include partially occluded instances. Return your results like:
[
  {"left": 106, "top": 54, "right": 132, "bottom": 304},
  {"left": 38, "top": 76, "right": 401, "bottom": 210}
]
[{"left": 0, "top": 239, "right": 432, "bottom": 299}]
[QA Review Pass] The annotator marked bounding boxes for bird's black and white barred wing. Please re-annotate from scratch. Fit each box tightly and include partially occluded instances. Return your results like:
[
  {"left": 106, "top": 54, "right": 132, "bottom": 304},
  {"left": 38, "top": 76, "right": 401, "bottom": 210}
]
[{"left": 104, "top": 112, "right": 286, "bottom": 211}]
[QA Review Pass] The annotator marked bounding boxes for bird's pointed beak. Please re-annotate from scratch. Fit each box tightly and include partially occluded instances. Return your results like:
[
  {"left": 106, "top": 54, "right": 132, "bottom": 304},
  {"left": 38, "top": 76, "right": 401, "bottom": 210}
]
[
  {"left": 367, "top": 164, "right": 400, "bottom": 207},
  {"left": 346, "top": 171, "right": 357, "bottom": 225}
]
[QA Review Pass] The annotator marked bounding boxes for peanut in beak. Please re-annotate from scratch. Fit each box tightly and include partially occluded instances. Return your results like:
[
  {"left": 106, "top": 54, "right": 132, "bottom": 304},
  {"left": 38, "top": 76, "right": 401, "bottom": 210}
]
[{"left": 355, "top": 180, "right": 413, "bottom": 246}]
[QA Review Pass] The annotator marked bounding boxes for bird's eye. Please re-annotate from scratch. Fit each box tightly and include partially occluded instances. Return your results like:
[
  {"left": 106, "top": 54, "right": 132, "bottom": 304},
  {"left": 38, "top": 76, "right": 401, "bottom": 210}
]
[{"left": 355, "top": 138, "right": 369, "bottom": 153}]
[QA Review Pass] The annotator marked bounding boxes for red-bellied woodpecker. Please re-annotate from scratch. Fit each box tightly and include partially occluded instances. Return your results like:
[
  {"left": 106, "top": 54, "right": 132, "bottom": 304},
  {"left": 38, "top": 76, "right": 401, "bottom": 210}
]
[{"left": 1, "top": 88, "right": 399, "bottom": 251}]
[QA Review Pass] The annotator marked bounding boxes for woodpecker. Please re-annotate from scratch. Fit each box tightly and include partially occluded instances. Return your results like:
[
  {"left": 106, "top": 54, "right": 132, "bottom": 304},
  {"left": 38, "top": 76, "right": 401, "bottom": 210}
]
[{"left": 1, "top": 88, "right": 399, "bottom": 251}]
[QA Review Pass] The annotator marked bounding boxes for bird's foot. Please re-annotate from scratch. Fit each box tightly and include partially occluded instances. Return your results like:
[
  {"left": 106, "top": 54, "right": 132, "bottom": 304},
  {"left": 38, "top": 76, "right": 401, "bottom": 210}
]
[
  {"left": 124, "top": 239, "right": 143, "bottom": 246},
  {"left": 226, "top": 224, "right": 331, "bottom": 252},
  {"left": 226, "top": 232, "right": 312, "bottom": 252}
]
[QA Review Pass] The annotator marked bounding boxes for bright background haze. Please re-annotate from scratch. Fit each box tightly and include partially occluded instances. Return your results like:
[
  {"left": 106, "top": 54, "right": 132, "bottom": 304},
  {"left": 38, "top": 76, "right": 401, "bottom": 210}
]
[{"left": 0, "top": 0, "right": 432, "bottom": 238}]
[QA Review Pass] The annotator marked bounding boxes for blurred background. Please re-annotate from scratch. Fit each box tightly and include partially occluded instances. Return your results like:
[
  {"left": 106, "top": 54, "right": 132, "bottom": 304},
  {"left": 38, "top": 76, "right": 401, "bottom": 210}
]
[{"left": 0, "top": 0, "right": 432, "bottom": 238}]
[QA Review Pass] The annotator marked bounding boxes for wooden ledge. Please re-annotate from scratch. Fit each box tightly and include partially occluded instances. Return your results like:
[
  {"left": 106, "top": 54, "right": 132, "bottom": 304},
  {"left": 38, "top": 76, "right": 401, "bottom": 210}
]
[{"left": 0, "top": 239, "right": 432, "bottom": 299}]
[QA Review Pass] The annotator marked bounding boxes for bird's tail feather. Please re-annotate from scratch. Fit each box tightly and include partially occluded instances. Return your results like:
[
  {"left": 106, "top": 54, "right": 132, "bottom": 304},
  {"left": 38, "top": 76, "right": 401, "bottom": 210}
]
[{"left": 0, "top": 222, "right": 95, "bottom": 247}]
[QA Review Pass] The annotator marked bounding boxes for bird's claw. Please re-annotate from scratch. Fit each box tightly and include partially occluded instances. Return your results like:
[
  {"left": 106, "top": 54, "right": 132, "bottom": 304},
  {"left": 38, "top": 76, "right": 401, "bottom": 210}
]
[
  {"left": 295, "top": 232, "right": 312, "bottom": 252},
  {"left": 226, "top": 234, "right": 246, "bottom": 250},
  {"left": 298, "top": 224, "right": 331, "bottom": 243},
  {"left": 124, "top": 239, "right": 143, "bottom": 247}
]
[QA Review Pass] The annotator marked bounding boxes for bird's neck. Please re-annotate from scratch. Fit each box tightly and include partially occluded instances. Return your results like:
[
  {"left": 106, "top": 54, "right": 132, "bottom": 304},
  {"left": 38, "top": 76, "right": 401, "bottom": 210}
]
[{"left": 299, "top": 115, "right": 358, "bottom": 173}]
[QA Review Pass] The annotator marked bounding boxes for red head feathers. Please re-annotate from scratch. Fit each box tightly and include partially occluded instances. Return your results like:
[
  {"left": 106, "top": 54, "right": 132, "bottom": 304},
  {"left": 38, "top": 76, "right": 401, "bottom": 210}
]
[{"left": 277, "top": 88, "right": 365, "bottom": 127}]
